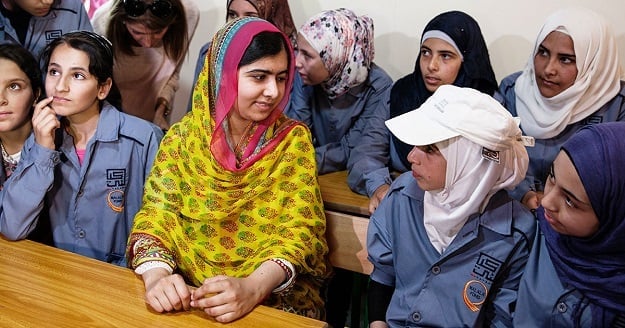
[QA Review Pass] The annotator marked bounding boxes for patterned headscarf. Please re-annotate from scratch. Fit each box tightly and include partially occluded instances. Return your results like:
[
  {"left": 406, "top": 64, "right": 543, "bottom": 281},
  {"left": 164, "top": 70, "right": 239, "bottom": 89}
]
[
  {"left": 514, "top": 7, "right": 622, "bottom": 139},
  {"left": 190, "top": 17, "right": 296, "bottom": 171},
  {"left": 299, "top": 8, "right": 375, "bottom": 99},
  {"left": 539, "top": 122, "right": 625, "bottom": 326},
  {"left": 226, "top": 0, "right": 297, "bottom": 46},
  {"left": 389, "top": 11, "right": 497, "bottom": 169}
]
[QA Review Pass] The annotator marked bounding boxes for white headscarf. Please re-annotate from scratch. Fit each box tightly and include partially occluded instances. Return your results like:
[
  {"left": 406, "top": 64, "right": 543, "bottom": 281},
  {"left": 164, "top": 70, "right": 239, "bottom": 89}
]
[
  {"left": 514, "top": 7, "right": 622, "bottom": 139},
  {"left": 423, "top": 136, "right": 528, "bottom": 253}
]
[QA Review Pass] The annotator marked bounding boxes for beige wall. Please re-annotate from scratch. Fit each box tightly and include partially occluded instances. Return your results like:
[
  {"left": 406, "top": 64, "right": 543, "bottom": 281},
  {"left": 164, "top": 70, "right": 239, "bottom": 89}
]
[{"left": 172, "top": 0, "right": 625, "bottom": 122}]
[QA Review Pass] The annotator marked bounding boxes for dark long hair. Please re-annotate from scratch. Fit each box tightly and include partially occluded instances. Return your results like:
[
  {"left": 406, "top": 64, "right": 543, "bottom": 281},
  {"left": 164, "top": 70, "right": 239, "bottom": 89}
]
[
  {"left": 40, "top": 31, "right": 123, "bottom": 110},
  {"left": 0, "top": 44, "right": 42, "bottom": 105},
  {"left": 107, "top": 0, "right": 189, "bottom": 63}
]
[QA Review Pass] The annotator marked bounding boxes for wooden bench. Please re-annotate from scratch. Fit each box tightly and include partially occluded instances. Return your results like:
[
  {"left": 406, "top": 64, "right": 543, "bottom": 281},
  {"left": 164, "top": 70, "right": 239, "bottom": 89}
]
[{"left": 325, "top": 210, "right": 372, "bottom": 275}]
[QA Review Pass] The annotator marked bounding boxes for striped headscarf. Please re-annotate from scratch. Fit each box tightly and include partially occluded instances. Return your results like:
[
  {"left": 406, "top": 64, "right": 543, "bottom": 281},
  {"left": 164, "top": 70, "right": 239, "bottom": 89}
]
[{"left": 193, "top": 16, "right": 296, "bottom": 171}]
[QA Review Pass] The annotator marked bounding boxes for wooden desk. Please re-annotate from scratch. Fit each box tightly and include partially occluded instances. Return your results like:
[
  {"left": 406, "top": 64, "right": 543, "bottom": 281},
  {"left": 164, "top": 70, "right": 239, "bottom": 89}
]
[
  {"left": 318, "top": 171, "right": 370, "bottom": 217},
  {"left": 0, "top": 238, "right": 327, "bottom": 328}
]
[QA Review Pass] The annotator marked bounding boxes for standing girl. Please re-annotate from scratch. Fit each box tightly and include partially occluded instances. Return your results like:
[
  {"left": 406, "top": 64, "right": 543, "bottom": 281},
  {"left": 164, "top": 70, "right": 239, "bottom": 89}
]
[
  {"left": 0, "top": 31, "right": 163, "bottom": 267},
  {"left": 92, "top": 0, "right": 199, "bottom": 130}
]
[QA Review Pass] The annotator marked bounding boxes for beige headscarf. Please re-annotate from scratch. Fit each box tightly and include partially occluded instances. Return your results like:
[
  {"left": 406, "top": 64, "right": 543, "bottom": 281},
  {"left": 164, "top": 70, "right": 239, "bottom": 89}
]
[{"left": 514, "top": 7, "right": 622, "bottom": 139}]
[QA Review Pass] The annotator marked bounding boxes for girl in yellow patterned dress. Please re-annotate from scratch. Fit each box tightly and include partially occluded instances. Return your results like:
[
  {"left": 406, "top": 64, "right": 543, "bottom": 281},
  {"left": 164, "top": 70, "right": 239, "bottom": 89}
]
[{"left": 127, "top": 17, "right": 328, "bottom": 323}]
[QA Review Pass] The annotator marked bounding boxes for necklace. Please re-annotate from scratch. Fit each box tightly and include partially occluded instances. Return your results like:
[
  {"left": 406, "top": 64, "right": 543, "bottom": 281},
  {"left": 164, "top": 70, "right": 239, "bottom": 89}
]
[
  {"left": 225, "top": 120, "right": 255, "bottom": 158},
  {"left": 233, "top": 121, "right": 255, "bottom": 155},
  {"left": 0, "top": 141, "right": 18, "bottom": 166}
]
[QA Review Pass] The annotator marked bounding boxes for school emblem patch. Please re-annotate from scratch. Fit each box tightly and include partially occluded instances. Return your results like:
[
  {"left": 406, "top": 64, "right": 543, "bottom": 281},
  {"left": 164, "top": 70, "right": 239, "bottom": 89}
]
[
  {"left": 106, "top": 169, "right": 126, "bottom": 212},
  {"left": 481, "top": 147, "right": 500, "bottom": 164},
  {"left": 463, "top": 253, "right": 503, "bottom": 312}
]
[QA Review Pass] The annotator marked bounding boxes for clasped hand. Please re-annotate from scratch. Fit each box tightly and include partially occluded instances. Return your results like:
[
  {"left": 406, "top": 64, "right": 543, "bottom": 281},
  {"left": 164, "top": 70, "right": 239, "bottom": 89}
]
[{"left": 144, "top": 271, "right": 267, "bottom": 323}]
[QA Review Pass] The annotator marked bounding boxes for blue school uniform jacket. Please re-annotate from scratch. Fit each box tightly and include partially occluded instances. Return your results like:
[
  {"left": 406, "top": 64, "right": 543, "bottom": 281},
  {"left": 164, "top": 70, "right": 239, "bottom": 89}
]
[
  {"left": 0, "top": 0, "right": 92, "bottom": 58},
  {"left": 0, "top": 104, "right": 162, "bottom": 266},
  {"left": 498, "top": 72, "right": 625, "bottom": 201},
  {"left": 513, "top": 229, "right": 593, "bottom": 327},
  {"left": 285, "top": 64, "right": 393, "bottom": 197},
  {"left": 367, "top": 172, "right": 537, "bottom": 327}
]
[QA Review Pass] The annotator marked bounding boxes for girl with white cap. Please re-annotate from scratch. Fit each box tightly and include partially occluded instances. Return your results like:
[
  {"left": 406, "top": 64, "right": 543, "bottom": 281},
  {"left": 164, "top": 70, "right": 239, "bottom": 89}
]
[{"left": 368, "top": 85, "right": 536, "bottom": 327}]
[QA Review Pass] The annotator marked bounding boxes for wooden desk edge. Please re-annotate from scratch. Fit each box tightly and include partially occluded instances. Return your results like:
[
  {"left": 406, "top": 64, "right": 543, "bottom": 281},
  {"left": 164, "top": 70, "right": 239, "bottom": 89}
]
[
  {"left": 318, "top": 171, "right": 370, "bottom": 216},
  {"left": 0, "top": 238, "right": 328, "bottom": 328}
]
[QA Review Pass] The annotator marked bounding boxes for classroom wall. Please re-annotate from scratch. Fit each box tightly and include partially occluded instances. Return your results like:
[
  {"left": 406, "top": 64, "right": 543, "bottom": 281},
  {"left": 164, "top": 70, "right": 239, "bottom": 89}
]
[{"left": 172, "top": 0, "right": 625, "bottom": 123}]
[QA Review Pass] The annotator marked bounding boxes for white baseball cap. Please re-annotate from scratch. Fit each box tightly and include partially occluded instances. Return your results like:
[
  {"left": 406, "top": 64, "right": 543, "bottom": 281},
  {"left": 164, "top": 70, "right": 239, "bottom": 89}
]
[{"left": 385, "top": 85, "right": 524, "bottom": 151}]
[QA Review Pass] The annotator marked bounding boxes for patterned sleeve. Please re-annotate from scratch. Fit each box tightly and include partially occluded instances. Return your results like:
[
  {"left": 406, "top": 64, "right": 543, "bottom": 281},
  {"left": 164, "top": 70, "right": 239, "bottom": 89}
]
[{"left": 126, "top": 128, "right": 186, "bottom": 270}]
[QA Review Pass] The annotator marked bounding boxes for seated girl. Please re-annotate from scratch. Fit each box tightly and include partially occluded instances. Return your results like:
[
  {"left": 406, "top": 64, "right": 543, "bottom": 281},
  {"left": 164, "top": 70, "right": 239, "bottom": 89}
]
[
  {"left": 286, "top": 8, "right": 393, "bottom": 200},
  {"left": 368, "top": 10, "right": 498, "bottom": 213},
  {"left": 189, "top": 0, "right": 298, "bottom": 93},
  {"left": 0, "top": 31, "right": 163, "bottom": 266},
  {"left": 0, "top": 44, "right": 41, "bottom": 189},
  {"left": 127, "top": 17, "right": 328, "bottom": 323},
  {"left": 368, "top": 85, "right": 535, "bottom": 327},
  {"left": 0, "top": 44, "right": 43, "bottom": 238},
  {"left": 514, "top": 122, "right": 625, "bottom": 327},
  {"left": 498, "top": 7, "right": 625, "bottom": 209}
]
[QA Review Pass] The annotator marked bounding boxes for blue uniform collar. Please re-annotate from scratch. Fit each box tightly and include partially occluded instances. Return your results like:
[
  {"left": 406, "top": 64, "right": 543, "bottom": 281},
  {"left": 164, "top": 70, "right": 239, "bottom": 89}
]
[
  {"left": 93, "top": 103, "right": 122, "bottom": 143},
  {"left": 59, "top": 102, "right": 121, "bottom": 151}
]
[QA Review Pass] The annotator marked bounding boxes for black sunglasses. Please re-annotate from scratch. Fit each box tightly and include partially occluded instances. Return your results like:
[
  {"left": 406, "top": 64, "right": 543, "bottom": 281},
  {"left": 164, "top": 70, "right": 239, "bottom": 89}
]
[{"left": 123, "top": 0, "right": 173, "bottom": 19}]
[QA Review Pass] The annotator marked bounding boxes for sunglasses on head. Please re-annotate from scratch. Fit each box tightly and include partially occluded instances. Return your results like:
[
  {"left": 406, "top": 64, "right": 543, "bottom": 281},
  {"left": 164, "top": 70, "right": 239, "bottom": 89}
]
[{"left": 123, "top": 0, "right": 173, "bottom": 19}]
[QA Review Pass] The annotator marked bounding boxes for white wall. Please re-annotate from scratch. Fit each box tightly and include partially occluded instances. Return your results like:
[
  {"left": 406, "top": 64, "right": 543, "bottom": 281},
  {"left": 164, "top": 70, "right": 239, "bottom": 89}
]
[{"left": 172, "top": 0, "right": 625, "bottom": 123}]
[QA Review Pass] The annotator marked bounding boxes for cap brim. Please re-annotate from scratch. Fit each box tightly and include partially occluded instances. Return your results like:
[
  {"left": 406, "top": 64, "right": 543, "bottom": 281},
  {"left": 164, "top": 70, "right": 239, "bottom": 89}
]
[{"left": 385, "top": 106, "right": 461, "bottom": 146}]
